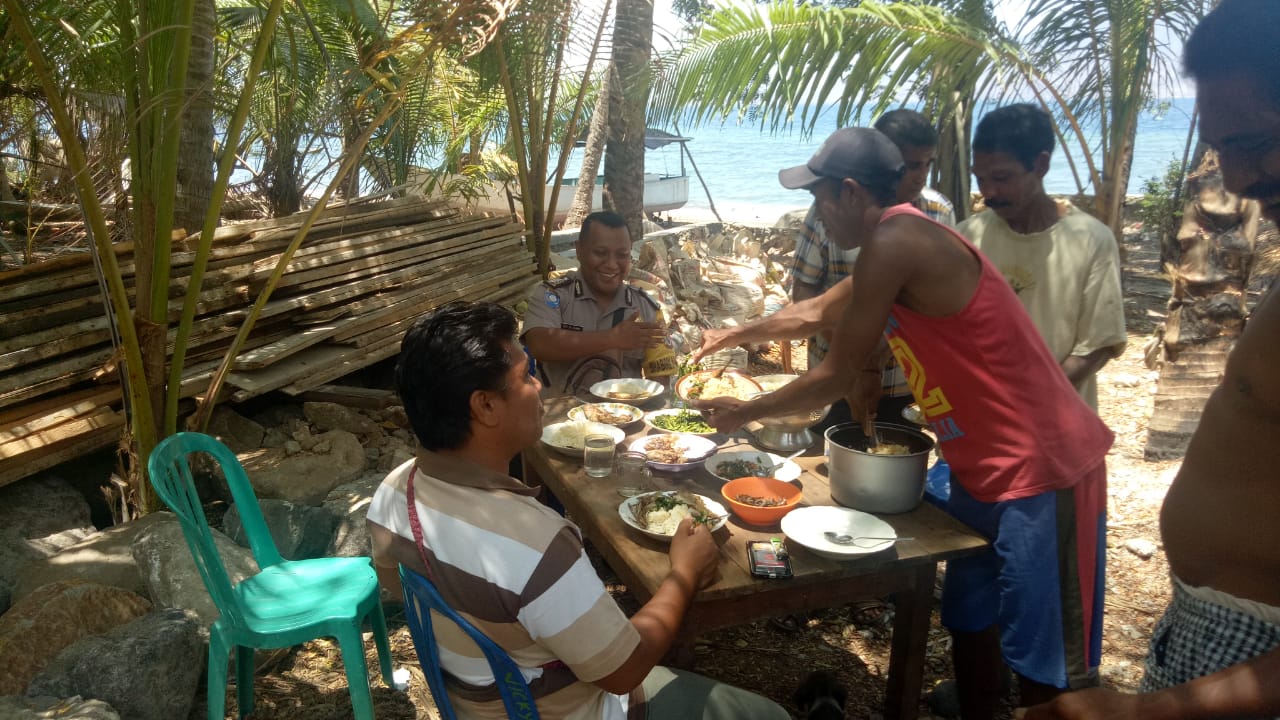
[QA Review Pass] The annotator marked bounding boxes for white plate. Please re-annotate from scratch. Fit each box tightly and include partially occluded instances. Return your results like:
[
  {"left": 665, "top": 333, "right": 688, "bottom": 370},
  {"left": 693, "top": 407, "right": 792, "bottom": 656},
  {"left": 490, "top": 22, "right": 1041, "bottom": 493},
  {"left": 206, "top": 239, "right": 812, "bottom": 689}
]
[
  {"left": 540, "top": 421, "right": 625, "bottom": 456},
  {"left": 643, "top": 408, "right": 717, "bottom": 436},
  {"left": 780, "top": 506, "right": 898, "bottom": 559},
  {"left": 618, "top": 492, "right": 729, "bottom": 542},
  {"left": 704, "top": 450, "right": 802, "bottom": 483},
  {"left": 567, "top": 403, "right": 644, "bottom": 428},
  {"left": 628, "top": 434, "right": 719, "bottom": 472},
  {"left": 589, "top": 378, "right": 664, "bottom": 403}
]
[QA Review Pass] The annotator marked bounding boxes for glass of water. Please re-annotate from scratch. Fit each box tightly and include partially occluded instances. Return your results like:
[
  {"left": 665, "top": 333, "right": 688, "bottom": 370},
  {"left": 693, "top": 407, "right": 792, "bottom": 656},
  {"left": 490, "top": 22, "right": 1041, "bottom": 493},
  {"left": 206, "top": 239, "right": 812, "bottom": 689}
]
[
  {"left": 583, "top": 434, "right": 616, "bottom": 478},
  {"left": 614, "top": 451, "right": 652, "bottom": 496}
]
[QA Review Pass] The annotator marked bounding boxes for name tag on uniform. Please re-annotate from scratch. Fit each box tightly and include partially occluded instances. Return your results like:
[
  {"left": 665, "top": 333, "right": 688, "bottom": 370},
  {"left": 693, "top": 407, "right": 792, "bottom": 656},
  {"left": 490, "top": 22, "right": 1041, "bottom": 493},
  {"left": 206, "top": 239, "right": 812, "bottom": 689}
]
[{"left": 560, "top": 323, "right": 583, "bottom": 332}]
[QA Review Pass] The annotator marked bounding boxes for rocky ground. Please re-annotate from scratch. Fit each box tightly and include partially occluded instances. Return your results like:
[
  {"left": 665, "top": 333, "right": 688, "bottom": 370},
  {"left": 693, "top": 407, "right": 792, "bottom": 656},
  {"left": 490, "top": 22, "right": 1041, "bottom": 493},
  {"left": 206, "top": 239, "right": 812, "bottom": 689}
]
[{"left": 224, "top": 224, "right": 1182, "bottom": 720}]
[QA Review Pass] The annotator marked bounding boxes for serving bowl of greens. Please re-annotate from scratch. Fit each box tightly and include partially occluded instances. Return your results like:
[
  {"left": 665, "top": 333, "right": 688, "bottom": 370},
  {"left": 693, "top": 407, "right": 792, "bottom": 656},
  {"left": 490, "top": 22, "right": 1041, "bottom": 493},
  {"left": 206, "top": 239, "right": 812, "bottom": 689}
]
[{"left": 643, "top": 408, "right": 718, "bottom": 436}]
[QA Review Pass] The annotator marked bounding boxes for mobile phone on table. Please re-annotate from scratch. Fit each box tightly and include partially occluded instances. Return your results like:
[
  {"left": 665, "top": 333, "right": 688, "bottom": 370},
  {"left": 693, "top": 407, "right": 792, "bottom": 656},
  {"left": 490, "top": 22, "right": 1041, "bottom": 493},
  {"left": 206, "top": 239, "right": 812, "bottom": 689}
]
[{"left": 747, "top": 539, "right": 793, "bottom": 579}]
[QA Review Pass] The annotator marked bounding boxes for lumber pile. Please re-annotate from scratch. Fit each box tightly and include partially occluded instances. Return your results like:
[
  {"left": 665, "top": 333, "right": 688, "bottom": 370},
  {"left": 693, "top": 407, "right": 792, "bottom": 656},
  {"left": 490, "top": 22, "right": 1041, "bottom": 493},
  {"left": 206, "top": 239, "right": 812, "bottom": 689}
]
[{"left": 0, "top": 196, "right": 537, "bottom": 488}]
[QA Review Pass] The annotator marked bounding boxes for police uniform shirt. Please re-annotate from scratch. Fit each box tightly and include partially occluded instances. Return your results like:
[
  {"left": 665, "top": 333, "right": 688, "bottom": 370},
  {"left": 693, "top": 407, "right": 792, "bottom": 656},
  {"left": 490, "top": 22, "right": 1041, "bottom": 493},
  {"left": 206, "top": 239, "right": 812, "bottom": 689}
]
[{"left": 521, "top": 270, "right": 661, "bottom": 396}]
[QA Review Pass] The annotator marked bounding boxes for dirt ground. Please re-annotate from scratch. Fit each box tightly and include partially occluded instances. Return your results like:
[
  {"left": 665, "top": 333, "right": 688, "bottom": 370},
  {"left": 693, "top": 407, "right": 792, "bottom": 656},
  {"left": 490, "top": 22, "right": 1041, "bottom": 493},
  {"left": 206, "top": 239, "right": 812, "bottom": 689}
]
[{"left": 227, "top": 225, "right": 1181, "bottom": 720}]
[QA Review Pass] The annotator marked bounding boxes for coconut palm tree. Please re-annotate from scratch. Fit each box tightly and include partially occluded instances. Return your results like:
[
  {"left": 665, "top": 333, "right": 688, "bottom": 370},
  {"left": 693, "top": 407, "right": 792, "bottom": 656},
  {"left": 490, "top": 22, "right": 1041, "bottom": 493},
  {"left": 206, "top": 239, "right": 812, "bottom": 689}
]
[
  {"left": 651, "top": 0, "right": 1203, "bottom": 237},
  {"left": 5, "top": 0, "right": 521, "bottom": 513},
  {"left": 467, "top": 0, "right": 612, "bottom": 276},
  {"left": 605, "top": 0, "right": 652, "bottom": 244}
]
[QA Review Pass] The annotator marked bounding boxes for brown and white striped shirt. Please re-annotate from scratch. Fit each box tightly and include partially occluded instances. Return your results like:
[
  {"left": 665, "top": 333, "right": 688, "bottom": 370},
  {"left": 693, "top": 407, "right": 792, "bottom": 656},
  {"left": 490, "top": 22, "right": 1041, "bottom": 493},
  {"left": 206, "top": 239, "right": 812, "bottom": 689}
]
[{"left": 367, "top": 453, "right": 640, "bottom": 720}]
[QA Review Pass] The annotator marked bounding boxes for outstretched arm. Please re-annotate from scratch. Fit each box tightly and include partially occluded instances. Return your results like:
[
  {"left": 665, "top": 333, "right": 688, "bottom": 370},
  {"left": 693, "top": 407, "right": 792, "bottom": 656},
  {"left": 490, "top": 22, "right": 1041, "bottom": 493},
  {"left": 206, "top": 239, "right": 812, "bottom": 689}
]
[
  {"left": 1021, "top": 646, "right": 1280, "bottom": 720},
  {"left": 698, "top": 229, "right": 913, "bottom": 431},
  {"left": 693, "top": 277, "right": 853, "bottom": 362}
]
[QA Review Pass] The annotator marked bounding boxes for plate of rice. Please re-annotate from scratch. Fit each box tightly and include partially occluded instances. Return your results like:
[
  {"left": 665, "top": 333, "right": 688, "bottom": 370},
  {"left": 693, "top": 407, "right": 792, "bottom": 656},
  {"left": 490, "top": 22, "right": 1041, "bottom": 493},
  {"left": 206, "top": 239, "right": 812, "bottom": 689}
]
[
  {"left": 541, "top": 420, "right": 625, "bottom": 456},
  {"left": 675, "top": 369, "right": 762, "bottom": 403},
  {"left": 618, "top": 491, "right": 728, "bottom": 542}
]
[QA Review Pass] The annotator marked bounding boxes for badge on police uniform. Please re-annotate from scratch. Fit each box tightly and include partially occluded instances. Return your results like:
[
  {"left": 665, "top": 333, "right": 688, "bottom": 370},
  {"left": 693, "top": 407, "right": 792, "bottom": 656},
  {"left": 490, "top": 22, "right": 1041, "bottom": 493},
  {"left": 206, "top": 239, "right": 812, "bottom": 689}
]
[{"left": 545, "top": 291, "right": 560, "bottom": 309}]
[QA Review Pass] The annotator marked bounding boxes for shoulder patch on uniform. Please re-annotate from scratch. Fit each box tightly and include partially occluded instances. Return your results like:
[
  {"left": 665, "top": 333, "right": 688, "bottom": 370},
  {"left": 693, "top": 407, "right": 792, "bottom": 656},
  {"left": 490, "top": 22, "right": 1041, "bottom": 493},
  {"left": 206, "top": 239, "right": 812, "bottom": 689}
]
[
  {"left": 633, "top": 286, "right": 660, "bottom": 310},
  {"left": 544, "top": 290, "right": 560, "bottom": 309}
]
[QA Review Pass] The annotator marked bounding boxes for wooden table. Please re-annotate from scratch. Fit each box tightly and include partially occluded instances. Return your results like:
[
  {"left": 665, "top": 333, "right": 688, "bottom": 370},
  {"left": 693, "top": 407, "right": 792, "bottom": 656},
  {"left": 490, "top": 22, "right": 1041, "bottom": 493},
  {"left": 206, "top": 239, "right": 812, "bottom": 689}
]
[{"left": 524, "top": 399, "right": 988, "bottom": 720}]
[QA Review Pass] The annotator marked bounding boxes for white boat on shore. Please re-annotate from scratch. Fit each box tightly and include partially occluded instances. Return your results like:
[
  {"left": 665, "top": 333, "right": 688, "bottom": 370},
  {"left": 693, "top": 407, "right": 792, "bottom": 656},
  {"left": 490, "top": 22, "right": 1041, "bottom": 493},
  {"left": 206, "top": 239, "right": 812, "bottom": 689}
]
[{"left": 468, "top": 129, "right": 693, "bottom": 225}]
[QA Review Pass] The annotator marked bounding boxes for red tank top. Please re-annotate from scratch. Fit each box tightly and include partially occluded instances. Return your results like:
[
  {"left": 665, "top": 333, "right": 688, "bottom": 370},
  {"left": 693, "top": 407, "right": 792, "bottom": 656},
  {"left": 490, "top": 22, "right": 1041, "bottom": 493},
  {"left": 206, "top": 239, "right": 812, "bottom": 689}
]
[{"left": 880, "top": 205, "right": 1113, "bottom": 501}]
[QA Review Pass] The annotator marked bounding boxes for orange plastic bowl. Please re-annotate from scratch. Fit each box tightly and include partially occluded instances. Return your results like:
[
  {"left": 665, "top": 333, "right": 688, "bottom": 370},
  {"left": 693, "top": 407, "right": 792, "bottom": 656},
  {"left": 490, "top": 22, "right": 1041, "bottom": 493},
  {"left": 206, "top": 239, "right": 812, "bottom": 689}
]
[{"left": 720, "top": 476, "right": 803, "bottom": 526}]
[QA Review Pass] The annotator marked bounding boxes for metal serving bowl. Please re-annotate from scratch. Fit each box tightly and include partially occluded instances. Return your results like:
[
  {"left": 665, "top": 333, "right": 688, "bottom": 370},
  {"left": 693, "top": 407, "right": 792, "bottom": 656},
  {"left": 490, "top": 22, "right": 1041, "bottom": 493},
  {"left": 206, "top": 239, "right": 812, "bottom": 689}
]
[{"left": 749, "top": 374, "right": 831, "bottom": 451}]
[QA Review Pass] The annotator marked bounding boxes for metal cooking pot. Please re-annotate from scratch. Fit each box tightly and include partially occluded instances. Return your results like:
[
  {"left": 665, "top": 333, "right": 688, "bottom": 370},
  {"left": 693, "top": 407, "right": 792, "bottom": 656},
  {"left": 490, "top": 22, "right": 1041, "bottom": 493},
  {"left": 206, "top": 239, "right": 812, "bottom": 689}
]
[{"left": 824, "top": 422, "right": 935, "bottom": 514}]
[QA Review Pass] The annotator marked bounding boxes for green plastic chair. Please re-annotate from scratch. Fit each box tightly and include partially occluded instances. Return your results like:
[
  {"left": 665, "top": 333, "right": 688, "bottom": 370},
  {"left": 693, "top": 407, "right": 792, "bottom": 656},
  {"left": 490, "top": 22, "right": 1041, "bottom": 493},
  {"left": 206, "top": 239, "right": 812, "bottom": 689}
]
[{"left": 148, "top": 432, "right": 395, "bottom": 720}]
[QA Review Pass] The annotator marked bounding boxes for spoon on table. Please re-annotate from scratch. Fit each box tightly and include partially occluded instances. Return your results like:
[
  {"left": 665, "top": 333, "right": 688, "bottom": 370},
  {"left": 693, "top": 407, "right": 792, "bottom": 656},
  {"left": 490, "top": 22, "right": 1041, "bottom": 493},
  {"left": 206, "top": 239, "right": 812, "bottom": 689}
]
[
  {"left": 822, "top": 531, "right": 913, "bottom": 547},
  {"left": 760, "top": 448, "right": 806, "bottom": 477}
]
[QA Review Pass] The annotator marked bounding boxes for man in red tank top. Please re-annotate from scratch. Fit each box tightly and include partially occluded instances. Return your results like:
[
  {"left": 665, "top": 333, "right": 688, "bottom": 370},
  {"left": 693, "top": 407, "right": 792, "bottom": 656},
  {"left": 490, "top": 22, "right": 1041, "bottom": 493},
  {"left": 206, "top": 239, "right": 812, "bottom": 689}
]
[{"left": 698, "top": 127, "right": 1112, "bottom": 718}]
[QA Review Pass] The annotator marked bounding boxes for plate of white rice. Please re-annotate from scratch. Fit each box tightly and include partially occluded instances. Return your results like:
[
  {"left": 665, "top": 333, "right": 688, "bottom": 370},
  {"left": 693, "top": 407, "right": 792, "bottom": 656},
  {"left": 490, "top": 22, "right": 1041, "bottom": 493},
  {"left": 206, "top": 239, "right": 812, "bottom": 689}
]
[
  {"left": 541, "top": 420, "right": 625, "bottom": 456},
  {"left": 618, "top": 491, "right": 728, "bottom": 542}
]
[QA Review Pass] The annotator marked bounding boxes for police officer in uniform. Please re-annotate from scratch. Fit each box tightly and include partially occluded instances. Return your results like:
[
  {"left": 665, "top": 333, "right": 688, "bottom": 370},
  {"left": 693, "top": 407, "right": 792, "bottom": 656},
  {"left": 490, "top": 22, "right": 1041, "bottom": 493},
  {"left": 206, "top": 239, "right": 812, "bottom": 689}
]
[{"left": 522, "top": 211, "right": 668, "bottom": 396}]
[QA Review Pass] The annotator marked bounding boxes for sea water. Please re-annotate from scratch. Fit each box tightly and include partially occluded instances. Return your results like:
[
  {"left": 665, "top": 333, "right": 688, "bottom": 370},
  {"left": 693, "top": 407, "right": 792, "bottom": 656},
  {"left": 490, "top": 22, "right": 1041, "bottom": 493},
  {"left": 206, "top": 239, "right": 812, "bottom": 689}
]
[{"left": 628, "top": 98, "right": 1198, "bottom": 221}]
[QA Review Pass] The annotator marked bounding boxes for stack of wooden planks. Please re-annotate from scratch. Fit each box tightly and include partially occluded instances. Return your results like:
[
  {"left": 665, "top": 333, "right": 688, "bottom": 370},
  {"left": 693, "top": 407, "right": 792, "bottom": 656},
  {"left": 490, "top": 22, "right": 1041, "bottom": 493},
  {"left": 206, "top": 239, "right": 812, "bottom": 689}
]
[{"left": 0, "top": 196, "right": 537, "bottom": 488}]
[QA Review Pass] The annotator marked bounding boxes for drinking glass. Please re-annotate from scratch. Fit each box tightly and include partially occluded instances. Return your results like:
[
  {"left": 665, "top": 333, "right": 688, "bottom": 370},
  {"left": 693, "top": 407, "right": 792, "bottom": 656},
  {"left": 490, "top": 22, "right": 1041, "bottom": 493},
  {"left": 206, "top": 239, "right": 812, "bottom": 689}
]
[
  {"left": 583, "top": 434, "right": 616, "bottom": 478},
  {"left": 615, "top": 451, "right": 653, "bottom": 496}
]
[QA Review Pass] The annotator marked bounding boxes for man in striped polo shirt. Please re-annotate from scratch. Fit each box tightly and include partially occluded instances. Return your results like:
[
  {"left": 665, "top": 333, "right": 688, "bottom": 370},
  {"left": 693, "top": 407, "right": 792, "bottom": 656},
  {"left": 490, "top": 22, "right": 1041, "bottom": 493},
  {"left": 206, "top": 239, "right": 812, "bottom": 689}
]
[{"left": 368, "top": 301, "right": 788, "bottom": 720}]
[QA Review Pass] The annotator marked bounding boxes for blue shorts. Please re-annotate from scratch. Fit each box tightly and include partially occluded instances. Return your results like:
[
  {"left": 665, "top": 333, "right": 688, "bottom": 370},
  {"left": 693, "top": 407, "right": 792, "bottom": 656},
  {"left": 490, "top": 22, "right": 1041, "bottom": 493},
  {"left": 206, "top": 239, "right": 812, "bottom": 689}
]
[{"left": 941, "top": 466, "right": 1107, "bottom": 689}]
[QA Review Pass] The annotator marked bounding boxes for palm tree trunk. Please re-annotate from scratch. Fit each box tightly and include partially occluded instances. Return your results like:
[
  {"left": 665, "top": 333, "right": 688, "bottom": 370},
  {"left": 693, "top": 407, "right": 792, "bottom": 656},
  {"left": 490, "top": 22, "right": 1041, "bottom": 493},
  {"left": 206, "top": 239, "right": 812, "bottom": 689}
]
[
  {"left": 566, "top": 63, "right": 613, "bottom": 229},
  {"left": 1145, "top": 150, "right": 1261, "bottom": 459},
  {"left": 934, "top": 90, "right": 972, "bottom": 221},
  {"left": 604, "top": 0, "right": 652, "bottom": 244},
  {"left": 173, "top": 0, "right": 215, "bottom": 238}
]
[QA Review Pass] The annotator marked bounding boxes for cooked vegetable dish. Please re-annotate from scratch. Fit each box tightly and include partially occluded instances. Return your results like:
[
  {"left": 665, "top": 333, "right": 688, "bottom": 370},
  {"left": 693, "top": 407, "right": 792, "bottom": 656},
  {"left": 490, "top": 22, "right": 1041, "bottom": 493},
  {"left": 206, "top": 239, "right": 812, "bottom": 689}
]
[
  {"left": 715, "top": 457, "right": 769, "bottom": 479},
  {"left": 651, "top": 410, "right": 713, "bottom": 433}
]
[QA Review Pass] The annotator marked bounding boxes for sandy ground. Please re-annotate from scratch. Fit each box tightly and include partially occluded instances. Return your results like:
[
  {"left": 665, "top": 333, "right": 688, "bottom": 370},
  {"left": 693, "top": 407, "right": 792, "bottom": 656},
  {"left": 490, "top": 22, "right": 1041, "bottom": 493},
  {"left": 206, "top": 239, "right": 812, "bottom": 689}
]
[{"left": 224, "top": 221, "right": 1181, "bottom": 720}]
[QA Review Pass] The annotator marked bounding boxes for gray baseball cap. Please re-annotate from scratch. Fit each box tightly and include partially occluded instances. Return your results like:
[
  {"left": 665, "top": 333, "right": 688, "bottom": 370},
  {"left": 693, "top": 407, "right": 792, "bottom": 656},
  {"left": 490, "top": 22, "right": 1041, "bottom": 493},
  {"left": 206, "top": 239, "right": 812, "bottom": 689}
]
[{"left": 778, "top": 127, "right": 906, "bottom": 190}]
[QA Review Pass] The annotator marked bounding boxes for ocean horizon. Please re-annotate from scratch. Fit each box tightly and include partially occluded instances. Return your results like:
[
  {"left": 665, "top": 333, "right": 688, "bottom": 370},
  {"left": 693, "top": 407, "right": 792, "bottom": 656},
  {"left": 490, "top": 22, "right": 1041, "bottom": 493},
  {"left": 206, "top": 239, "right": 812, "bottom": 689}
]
[{"left": 626, "top": 98, "right": 1199, "bottom": 224}]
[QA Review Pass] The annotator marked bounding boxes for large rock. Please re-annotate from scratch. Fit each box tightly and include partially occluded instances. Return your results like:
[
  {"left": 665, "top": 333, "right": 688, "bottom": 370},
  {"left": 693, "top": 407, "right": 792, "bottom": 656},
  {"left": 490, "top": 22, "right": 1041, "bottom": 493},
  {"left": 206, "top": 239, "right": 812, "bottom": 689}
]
[
  {"left": 28, "top": 608, "right": 204, "bottom": 720},
  {"left": 324, "top": 471, "right": 385, "bottom": 557},
  {"left": 0, "top": 475, "right": 97, "bottom": 612},
  {"left": 0, "top": 696, "right": 120, "bottom": 719},
  {"left": 222, "top": 499, "right": 339, "bottom": 560},
  {"left": 10, "top": 512, "right": 171, "bottom": 604},
  {"left": 0, "top": 580, "right": 150, "bottom": 695},
  {"left": 130, "top": 519, "right": 258, "bottom": 627},
  {"left": 206, "top": 406, "right": 266, "bottom": 452},
  {"left": 239, "top": 430, "right": 368, "bottom": 505},
  {"left": 303, "top": 401, "right": 381, "bottom": 435}
]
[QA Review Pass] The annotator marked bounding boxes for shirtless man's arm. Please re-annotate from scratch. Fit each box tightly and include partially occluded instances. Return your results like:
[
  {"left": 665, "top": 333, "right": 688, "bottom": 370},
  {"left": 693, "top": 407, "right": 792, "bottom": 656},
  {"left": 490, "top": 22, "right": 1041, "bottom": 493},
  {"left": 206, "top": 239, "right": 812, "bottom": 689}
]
[{"left": 1021, "top": 647, "right": 1280, "bottom": 720}]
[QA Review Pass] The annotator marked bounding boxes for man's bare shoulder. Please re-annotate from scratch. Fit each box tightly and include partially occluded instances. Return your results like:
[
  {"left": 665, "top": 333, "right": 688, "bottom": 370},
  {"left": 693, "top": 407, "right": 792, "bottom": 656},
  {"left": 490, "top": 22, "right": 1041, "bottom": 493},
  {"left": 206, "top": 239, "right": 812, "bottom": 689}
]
[{"left": 1224, "top": 289, "right": 1280, "bottom": 418}]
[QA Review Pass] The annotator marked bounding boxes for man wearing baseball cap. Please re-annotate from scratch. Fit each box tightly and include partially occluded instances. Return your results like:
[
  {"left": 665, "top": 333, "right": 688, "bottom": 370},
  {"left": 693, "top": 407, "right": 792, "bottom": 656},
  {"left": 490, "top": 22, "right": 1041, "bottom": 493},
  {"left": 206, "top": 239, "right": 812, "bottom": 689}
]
[{"left": 699, "top": 127, "right": 1114, "bottom": 719}]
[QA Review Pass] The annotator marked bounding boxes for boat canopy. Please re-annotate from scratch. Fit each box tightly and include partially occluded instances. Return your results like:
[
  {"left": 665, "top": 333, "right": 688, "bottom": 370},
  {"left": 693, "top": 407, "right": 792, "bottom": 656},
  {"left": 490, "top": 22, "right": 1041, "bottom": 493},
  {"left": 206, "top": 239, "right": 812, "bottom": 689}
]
[{"left": 574, "top": 127, "right": 692, "bottom": 150}]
